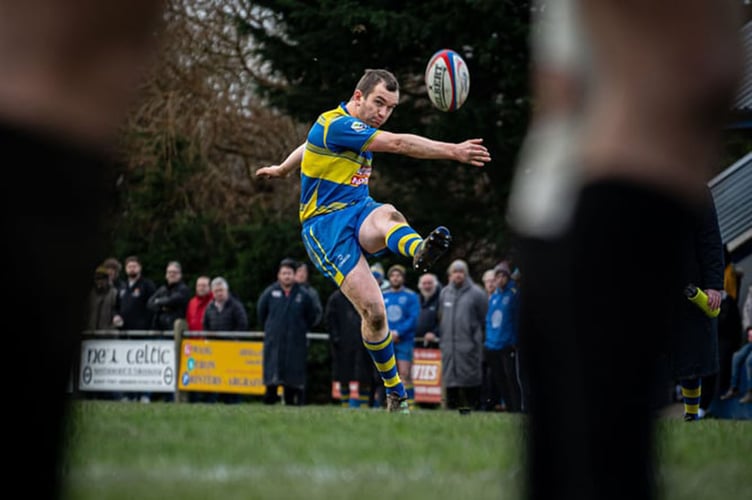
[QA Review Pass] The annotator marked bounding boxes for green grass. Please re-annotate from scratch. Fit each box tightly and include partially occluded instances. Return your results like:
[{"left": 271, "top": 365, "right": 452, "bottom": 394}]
[{"left": 60, "top": 401, "right": 750, "bottom": 500}]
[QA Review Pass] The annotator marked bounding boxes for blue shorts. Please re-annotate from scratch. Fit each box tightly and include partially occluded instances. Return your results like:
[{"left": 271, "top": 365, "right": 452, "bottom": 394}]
[
  {"left": 394, "top": 339, "right": 414, "bottom": 362},
  {"left": 301, "top": 197, "right": 384, "bottom": 286}
]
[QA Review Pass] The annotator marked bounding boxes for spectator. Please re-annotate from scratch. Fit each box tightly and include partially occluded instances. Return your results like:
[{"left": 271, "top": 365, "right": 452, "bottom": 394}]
[
  {"left": 325, "top": 288, "right": 374, "bottom": 408},
  {"left": 370, "top": 261, "right": 390, "bottom": 291},
  {"left": 0, "top": 1, "right": 166, "bottom": 496},
  {"left": 200, "top": 276, "right": 249, "bottom": 404},
  {"left": 483, "top": 261, "right": 522, "bottom": 412},
  {"left": 114, "top": 255, "right": 157, "bottom": 402},
  {"left": 383, "top": 264, "right": 420, "bottom": 408},
  {"left": 84, "top": 265, "right": 123, "bottom": 401},
  {"left": 114, "top": 256, "right": 156, "bottom": 332},
  {"left": 479, "top": 266, "right": 497, "bottom": 408},
  {"left": 186, "top": 275, "right": 213, "bottom": 333},
  {"left": 184, "top": 274, "right": 213, "bottom": 403},
  {"left": 481, "top": 268, "right": 497, "bottom": 297},
  {"left": 715, "top": 247, "right": 743, "bottom": 398},
  {"left": 101, "top": 257, "right": 126, "bottom": 292},
  {"left": 295, "top": 261, "right": 324, "bottom": 329},
  {"left": 85, "top": 266, "right": 121, "bottom": 331},
  {"left": 720, "top": 285, "right": 752, "bottom": 404},
  {"left": 417, "top": 273, "right": 442, "bottom": 348},
  {"left": 507, "top": 0, "right": 742, "bottom": 497},
  {"left": 670, "top": 187, "right": 723, "bottom": 421},
  {"left": 145, "top": 260, "right": 190, "bottom": 403},
  {"left": 437, "top": 259, "right": 488, "bottom": 410},
  {"left": 148, "top": 260, "right": 191, "bottom": 331},
  {"left": 257, "top": 258, "right": 317, "bottom": 406}
]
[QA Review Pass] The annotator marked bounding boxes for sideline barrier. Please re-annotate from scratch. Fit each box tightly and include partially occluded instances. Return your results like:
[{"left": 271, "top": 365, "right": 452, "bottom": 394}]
[{"left": 76, "top": 325, "right": 443, "bottom": 404}]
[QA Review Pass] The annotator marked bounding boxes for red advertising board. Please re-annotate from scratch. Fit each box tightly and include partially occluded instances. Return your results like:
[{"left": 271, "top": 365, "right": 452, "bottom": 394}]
[
  {"left": 412, "top": 348, "right": 442, "bottom": 404},
  {"left": 331, "top": 348, "right": 443, "bottom": 405}
]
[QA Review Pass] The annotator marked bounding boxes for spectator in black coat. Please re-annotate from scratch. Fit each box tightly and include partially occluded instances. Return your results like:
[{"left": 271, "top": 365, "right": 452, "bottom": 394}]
[
  {"left": 197, "top": 276, "right": 249, "bottom": 404},
  {"left": 258, "top": 258, "right": 317, "bottom": 406},
  {"left": 148, "top": 260, "right": 191, "bottom": 331}
]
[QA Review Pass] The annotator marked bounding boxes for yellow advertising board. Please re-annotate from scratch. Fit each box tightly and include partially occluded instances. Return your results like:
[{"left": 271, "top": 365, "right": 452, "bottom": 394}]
[{"left": 178, "top": 339, "right": 265, "bottom": 395}]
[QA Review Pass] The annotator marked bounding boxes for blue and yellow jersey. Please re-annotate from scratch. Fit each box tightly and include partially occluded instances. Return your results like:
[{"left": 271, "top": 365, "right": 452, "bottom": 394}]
[{"left": 299, "top": 103, "right": 381, "bottom": 223}]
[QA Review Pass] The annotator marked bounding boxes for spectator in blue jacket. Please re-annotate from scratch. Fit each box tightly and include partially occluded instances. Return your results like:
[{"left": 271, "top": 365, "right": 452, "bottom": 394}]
[
  {"left": 383, "top": 264, "right": 420, "bottom": 407},
  {"left": 484, "top": 261, "right": 522, "bottom": 412}
]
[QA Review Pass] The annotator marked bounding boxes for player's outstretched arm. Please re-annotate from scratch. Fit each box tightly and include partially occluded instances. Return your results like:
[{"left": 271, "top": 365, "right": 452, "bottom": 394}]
[
  {"left": 368, "top": 132, "right": 491, "bottom": 167},
  {"left": 256, "top": 143, "right": 306, "bottom": 179}
]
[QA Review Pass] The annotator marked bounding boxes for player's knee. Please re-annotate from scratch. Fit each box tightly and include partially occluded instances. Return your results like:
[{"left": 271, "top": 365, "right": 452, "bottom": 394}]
[
  {"left": 361, "top": 302, "right": 386, "bottom": 333},
  {"left": 383, "top": 205, "right": 406, "bottom": 223}
]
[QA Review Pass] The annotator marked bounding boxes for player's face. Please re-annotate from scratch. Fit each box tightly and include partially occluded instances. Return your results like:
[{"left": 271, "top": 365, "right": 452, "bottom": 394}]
[{"left": 355, "top": 82, "right": 398, "bottom": 128}]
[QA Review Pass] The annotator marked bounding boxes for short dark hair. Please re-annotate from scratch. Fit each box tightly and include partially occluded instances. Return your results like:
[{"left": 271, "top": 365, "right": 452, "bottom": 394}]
[
  {"left": 356, "top": 69, "right": 399, "bottom": 97},
  {"left": 279, "top": 257, "right": 299, "bottom": 271}
]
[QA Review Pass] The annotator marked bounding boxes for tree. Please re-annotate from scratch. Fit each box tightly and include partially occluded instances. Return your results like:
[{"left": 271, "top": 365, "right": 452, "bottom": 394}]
[{"left": 113, "top": 0, "right": 319, "bottom": 318}]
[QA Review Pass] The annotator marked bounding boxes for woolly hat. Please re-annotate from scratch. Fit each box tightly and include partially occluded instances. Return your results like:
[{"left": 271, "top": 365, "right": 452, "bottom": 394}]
[
  {"left": 387, "top": 264, "right": 406, "bottom": 277},
  {"left": 370, "top": 262, "right": 385, "bottom": 280}
]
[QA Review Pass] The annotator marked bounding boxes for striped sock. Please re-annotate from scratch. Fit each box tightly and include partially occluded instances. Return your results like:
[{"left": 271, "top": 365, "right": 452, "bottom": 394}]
[
  {"left": 340, "top": 385, "right": 350, "bottom": 408},
  {"left": 385, "top": 223, "right": 423, "bottom": 258},
  {"left": 357, "top": 390, "right": 370, "bottom": 408},
  {"left": 363, "top": 334, "right": 406, "bottom": 398},
  {"left": 681, "top": 378, "right": 702, "bottom": 420}
]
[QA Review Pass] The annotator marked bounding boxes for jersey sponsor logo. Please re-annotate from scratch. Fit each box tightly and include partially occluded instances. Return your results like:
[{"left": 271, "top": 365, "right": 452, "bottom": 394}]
[
  {"left": 350, "top": 120, "right": 368, "bottom": 132},
  {"left": 350, "top": 174, "right": 369, "bottom": 186}
]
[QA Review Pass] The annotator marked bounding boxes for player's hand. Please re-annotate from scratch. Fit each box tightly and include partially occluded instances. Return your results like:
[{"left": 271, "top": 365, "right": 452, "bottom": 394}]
[
  {"left": 456, "top": 138, "right": 491, "bottom": 167},
  {"left": 391, "top": 330, "right": 400, "bottom": 343},
  {"left": 255, "top": 165, "right": 286, "bottom": 179}
]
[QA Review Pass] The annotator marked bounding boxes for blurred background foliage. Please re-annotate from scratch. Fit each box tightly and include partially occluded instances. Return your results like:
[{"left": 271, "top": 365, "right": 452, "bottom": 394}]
[
  {"left": 110, "top": 0, "right": 532, "bottom": 323},
  {"left": 109, "top": 0, "right": 750, "bottom": 332}
]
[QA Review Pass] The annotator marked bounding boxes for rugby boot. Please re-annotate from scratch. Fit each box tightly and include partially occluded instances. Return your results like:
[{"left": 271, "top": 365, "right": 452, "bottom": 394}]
[
  {"left": 386, "top": 392, "right": 410, "bottom": 414},
  {"left": 413, "top": 226, "right": 451, "bottom": 273}
]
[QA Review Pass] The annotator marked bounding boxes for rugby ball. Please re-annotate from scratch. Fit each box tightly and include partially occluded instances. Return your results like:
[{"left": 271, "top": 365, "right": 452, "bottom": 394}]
[{"left": 425, "top": 49, "right": 470, "bottom": 112}]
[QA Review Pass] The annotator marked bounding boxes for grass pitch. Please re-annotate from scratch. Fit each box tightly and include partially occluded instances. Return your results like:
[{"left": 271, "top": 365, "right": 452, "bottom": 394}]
[{"left": 61, "top": 401, "right": 750, "bottom": 500}]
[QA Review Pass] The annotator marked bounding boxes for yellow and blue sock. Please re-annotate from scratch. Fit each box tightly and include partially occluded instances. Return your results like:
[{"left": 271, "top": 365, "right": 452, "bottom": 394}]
[
  {"left": 385, "top": 223, "right": 423, "bottom": 258},
  {"left": 364, "top": 334, "right": 406, "bottom": 398},
  {"left": 339, "top": 384, "right": 350, "bottom": 408},
  {"left": 355, "top": 389, "right": 370, "bottom": 408},
  {"left": 681, "top": 378, "right": 701, "bottom": 421}
]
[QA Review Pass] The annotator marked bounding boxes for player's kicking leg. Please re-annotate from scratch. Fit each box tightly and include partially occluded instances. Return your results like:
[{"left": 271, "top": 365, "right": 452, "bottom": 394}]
[
  {"left": 340, "top": 256, "right": 409, "bottom": 414},
  {"left": 358, "top": 204, "right": 452, "bottom": 273}
]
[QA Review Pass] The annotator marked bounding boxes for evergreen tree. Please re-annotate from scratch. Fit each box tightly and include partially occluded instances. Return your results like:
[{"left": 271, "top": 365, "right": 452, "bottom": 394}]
[{"left": 242, "top": 0, "right": 532, "bottom": 267}]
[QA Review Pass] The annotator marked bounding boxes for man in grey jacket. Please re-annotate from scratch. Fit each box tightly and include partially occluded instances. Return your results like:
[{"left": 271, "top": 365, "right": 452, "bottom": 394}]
[{"left": 437, "top": 259, "right": 488, "bottom": 409}]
